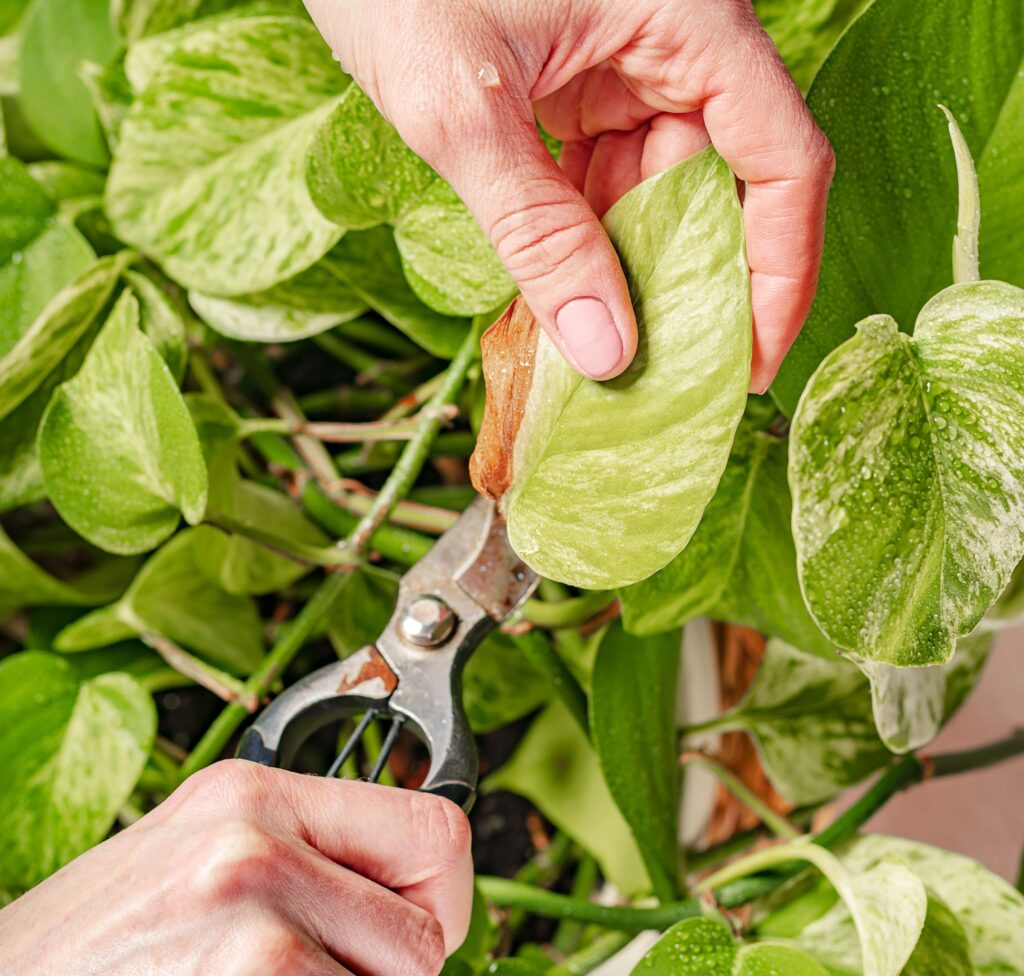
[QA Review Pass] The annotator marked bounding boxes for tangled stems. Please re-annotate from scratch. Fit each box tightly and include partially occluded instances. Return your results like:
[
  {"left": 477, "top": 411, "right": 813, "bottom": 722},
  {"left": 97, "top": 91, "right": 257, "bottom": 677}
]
[
  {"left": 479, "top": 730, "right": 1024, "bottom": 930},
  {"left": 179, "top": 326, "right": 482, "bottom": 780}
]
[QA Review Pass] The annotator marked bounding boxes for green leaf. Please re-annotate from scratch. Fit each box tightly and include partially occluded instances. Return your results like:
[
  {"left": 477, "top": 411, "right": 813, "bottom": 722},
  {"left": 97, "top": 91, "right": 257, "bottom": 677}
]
[
  {"left": 17, "top": 0, "right": 117, "bottom": 166},
  {"left": 783, "top": 835, "right": 1024, "bottom": 976},
  {"left": 189, "top": 256, "right": 367, "bottom": 344},
  {"left": 0, "top": 250, "right": 127, "bottom": 424},
  {"left": 196, "top": 482, "right": 327, "bottom": 595},
  {"left": 55, "top": 528, "right": 264, "bottom": 675},
  {"left": 857, "top": 630, "right": 992, "bottom": 752},
  {"left": 790, "top": 282, "right": 1024, "bottom": 665},
  {"left": 706, "top": 640, "right": 890, "bottom": 804},
  {"left": 773, "top": 0, "right": 1024, "bottom": 412},
  {"left": 394, "top": 180, "right": 516, "bottom": 316},
  {"left": 486, "top": 699, "right": 651, "bottom": 896},
  {"left": 633, "top": 915, "right": 829, "bottom": 976},
  {"left": 324, "top": 227, "right": 472, "bottom": 357},
  {"left": 113, "top": 0, "right": 205, "bottom": 41},
  {"left": 40, "top": 290, "right": 207, "bottom": 555},
  {"left": 307, "top": 83, "right": 436, "bottom": 229},
  {"left": 326, "top": 566, "right": 398, "bottom": 658},
  {"left": 125, "top": 269, "right": 188, "bottom": 382},
  {"left": 0, "top": 650, "right": 155, "bottom": 891},
  {"left": 591, "top": 622, "right": 680, "bottom": 900},
  {"left": 106, "top": 13, "right": 348, "bottom": 295},
  {"left": 25, "top": 160, "right": 106, "bottom": 202},
  {"left": 754, "top": 0, "right": 872, "bottom": 92},
  {"left": 500, "top": 149, "right": 751, "bottom": 589},
  {"left": 708, "top": 840, "right": 927, "bottom": 976},
  {"left": 463, "top": 631, "right": 551, "bottom": 734},
  {"left": 0, "top": 522, "right": 135, "bottom": 609},
  {"left": 620, "top": 429, "right": 833, "bottom": 657},
  {"left": 0, "top": 157, "right": 95, "bottom": 365}
]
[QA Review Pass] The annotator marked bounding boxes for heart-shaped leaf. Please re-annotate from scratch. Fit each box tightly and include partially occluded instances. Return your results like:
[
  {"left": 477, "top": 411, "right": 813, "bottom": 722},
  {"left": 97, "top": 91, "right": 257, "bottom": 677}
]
[
  {"left": 0, "top": 650, "right": 155, "bottom": 892},
  {"left": 125, "top": 269, "right": 188, "bottom": 381},
  {"left": 55, "top": 528, "right": 263, "bottom": 675},
  {"left": 40, "top": 290, "right": 207, "bottom": 555},
  {"left": 774, "top": 0, "right": 1024, "bottom": 412},
  {"left": 471, "top": 148, "right": 751, "bottom": 588},
  {"left": 620, "top": 427, "right": 833, "bottom": 657},
  {"left": 107, "top": 13, "right": 348, "bottom": 295},
  {"left": 790, "top": 281, "right": 1024, "bottom": 665},
  {"left": 591, "top": 622, "right": 680, "bottom": 900}
]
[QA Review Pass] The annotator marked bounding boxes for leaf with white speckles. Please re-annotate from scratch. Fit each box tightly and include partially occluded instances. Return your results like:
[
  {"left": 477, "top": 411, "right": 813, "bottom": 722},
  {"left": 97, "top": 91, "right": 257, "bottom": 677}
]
[
  {"left": 126, "top": 270, "right": 188, "bottom": 381},
  {"left": 307, "top": 83, "right": 436, "bottom": 229},
  {"left": 777, "top": 835, "right": 1024, "bottom": 976},
  {"left": 324, "top": 227, "right": 471, "bottom": 357},
  {"left": 705, "top": 841, "right": 927, "bottom": 976},
  {"left": 633, "top": 915, "right": 829, "bottom": 976},
  {"left": 471, "top": 149, "right": 751, "bottom": 588},
  {"left": 39, "top": 291, "right": 207, "bottom": 555},
  {"left": 703, "top": 639, "right": 890, "bottom": 804},
  {"left": 107, "top": 14, "right": 348, "bottom": 295},
  {"left": 394, "top": 179, "right": 515, "bottom": 316},
  {"left": 0, "top": 651, "right": 155, "bottom": 892},
  {"left": 190, "top": 257, "right": 367, "bottom": 344},
  {"left": 55, "top": 529, "right": 264, "bottom": 675},
  {"left": 790, "top": 281, "right": 1024, "bottom": 665}
]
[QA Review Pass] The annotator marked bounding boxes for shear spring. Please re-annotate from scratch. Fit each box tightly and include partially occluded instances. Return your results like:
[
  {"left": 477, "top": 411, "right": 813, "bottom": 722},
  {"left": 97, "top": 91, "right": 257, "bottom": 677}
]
[{"left": 325, "top": 710, "right": 407, "bottom": 784}]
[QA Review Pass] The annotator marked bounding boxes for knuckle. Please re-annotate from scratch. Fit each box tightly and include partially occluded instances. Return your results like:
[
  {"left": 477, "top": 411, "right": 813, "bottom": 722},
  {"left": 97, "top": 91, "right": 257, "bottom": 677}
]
[
  {"left": 256, "top": 926, "right": 313, "bottom": 976},
  {"left": 182, "top": 759, "right": 271, "bottom": 809},
  {"left": 419, "top": 794, "right": 472, "bottom": 864},
  {"left": 402, "top": 911, "right": 446, "bottom": 976},
  {"left": 190, "top": 819, "right": 282, "bottom": 904},
  {"left": 488, "top": 192, "right": 595, "bottom": 284}
]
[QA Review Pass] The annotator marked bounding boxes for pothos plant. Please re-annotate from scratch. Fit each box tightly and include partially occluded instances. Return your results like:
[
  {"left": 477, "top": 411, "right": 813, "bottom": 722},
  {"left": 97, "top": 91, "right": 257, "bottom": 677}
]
[{"left": 0, "top": 0, "right": 1023, "bottom": 973}]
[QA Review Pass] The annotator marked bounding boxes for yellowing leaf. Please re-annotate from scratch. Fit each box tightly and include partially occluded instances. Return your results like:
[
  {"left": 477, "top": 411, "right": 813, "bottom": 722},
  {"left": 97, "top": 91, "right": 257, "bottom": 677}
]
[{"left": 472, "top": 149, "right": 751, "bottom": 588}]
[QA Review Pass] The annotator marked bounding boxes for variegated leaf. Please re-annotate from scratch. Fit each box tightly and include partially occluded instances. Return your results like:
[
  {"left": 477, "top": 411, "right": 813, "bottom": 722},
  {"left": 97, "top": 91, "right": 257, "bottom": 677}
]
[
  {"left": 790, "top": 281, "right": 1024, "bottom": 665},
  {"left": 107, "top": 14, "right": 348, "bottom": 295}
]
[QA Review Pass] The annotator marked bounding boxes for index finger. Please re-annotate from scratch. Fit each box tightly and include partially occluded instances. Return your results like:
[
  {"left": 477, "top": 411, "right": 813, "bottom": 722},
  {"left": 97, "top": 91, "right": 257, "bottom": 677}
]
[{"left": 700, "top": 31, "right": 834, "bottom": 393}]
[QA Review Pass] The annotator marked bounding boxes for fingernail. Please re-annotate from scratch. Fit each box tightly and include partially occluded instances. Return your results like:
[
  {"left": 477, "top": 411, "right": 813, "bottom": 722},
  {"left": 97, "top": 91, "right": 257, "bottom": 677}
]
[{"left": 555, "top": 298, "right": 623, "bottom": 379}]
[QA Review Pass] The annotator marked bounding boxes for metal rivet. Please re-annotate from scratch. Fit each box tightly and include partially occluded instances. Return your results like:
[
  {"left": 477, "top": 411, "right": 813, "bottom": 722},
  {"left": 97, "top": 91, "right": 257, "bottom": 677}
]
[{"left": 399, "top": 595, "right": 456, "bottom": 647}]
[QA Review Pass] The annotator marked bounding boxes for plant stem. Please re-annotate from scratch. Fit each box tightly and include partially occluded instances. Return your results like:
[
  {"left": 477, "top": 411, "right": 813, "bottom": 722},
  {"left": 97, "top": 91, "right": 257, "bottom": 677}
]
[
  {"left": 297, "top": 386, "right": 393, "bottom": 416},
  {"left": 684, "top": 805, "right": 820, "bottom": 874},
  {"left": 506, "top": 833, "right": 576, "bottom": 934},
  {"left": 681, "top": 752, "right": 800, "bottom": 840},
  {"left": 312, "top": 332, "right": 407, "bottom": 393},
  {"left": 139, "top": 632, "right": 248, "bottom": 705},
  {"left": 476, "top": 877, "right": 700, "bottom": 933},
  {"left": 203, "top": 509, "right": 356, "bottom": 569},
  {"left": 180, "top": 328, "right": 480, "bottom": 779},
  {"left": 321, "top": 479, "right": 458, "bottom": 534},
  {"left": 333, "top": 431, "right": 476, "bottom": 475},
  {"left": 483, "top": 731, "right": 1024, "bottom": 935},
  {"left": 517, "top": 631, "right": 589, "bottom": 736},
  {"left": 335, "top": 317, "right": 419, "bottom": 358},
  {"left": 301, "top": 482, "right": 433, "bottom": 565},
  {"left": 548, "top": 932, "right": 633, "bottom": 976},
  {"left": 521, "top": 591, "right": 614, "bottom": 629},
  {"left": 553, "top": 855, "right": 599, "bottom": 954}
]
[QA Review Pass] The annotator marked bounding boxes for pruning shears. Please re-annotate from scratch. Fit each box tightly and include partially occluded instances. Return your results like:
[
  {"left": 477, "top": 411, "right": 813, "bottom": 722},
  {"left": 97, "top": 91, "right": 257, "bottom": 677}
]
[{"left": 237, "top": 497, "right": 539, "bottom": 809}]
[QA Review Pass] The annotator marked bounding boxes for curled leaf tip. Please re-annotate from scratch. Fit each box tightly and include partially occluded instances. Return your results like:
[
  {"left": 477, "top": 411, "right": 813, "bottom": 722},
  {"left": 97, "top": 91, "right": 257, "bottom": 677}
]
[{"left": 938, "top": 104, "right": 980, "bottom": 284}]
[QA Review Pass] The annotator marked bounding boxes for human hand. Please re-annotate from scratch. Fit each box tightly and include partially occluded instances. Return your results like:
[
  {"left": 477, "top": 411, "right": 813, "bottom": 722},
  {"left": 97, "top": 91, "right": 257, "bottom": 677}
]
[
  {"left": 305, "top": 0, "right": 834, "bottom": 391},
  {"left": 0, "top": 761, "right": 473, "bottom": 976}
]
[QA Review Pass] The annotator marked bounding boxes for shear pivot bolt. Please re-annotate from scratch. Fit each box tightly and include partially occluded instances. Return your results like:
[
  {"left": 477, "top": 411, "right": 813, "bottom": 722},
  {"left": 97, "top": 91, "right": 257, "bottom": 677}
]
[{"left": 400, "top": 595, "right": 456, "bottom": 647}]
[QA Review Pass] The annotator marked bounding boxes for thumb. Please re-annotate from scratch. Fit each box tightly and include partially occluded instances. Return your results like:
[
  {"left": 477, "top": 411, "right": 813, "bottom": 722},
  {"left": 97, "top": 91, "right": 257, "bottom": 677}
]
[{"left": 442, "top": 109, "right": 637, "bottom": 381}]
